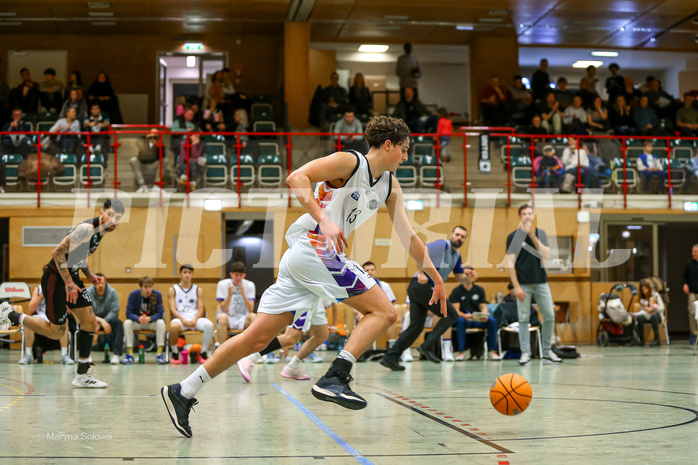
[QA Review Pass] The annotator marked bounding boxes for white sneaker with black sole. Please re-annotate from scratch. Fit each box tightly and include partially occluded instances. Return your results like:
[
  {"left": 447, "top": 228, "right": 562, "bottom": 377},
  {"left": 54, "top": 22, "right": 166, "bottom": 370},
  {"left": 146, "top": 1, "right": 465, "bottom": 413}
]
[
  {"left": 0, "top": 302, "right": 13, "bottom": 325},
  {"left": 518, "top": 352, "right": 531, "bottom": 366},
  {"left": 72, "top": 362, "right": 107, "bottom": 388},
  {"left": 543, "top": 351, "right": 563, "bottom": 364}
]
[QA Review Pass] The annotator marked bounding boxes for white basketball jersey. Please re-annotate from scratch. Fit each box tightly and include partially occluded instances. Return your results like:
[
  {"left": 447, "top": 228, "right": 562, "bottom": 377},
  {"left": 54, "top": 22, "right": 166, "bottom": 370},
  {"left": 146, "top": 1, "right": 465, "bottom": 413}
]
[
  {"left": 286, "top": 152, "right": 392, "bottom": 248},
  {"left": 174, "top": 284, "right": 199, "bottom": 320}
]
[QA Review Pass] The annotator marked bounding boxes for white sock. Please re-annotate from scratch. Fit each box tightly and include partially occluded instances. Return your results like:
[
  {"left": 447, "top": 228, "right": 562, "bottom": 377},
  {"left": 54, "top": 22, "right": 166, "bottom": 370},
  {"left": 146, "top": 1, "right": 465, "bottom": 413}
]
[
  {"left": 25, "top": 347, "right": 32, "bottom": 357},
  {"left": 288, "top": 355, "right": 301, "bottom": 369},
  {"left": 338, "top": 349, "right": 356, "bottom": 365},
  {"left": 60, "top": 347, "right": 68, "bottom": 356},
  {"left": 247, "top": 352, "right": 261, "bottom": 363},
  {"left": 180, "top": 365, "right": 212, "bottom": 399},
  {"left": 170, "top": 344, "right": 179, "bottom": 354},
  {"left": 18, "top": 314, "right": 26, "bottom": 326}
]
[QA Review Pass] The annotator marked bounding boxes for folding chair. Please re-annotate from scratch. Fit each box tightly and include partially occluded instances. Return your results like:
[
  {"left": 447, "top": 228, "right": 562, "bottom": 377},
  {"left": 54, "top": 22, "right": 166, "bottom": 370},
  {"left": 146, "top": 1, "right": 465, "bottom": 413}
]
[{"left": 497, "top": 325, "right": 543, "bottom": 358}]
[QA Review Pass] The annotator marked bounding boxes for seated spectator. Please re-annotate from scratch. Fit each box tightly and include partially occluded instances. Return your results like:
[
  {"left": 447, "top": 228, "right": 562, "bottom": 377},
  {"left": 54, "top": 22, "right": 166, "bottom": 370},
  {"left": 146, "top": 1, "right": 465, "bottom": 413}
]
[
  {"left": 580, "top": 65, "right": 600, "bottom": 97},
  {"left": 348, "top": 72, "right": 372, "bottom": 116},
  {"left": 503, "top": 282, "right": 516, "bottom": 303},
  {"left": 537, "top": 92, "right": 563, "bottom": 134},
  {"left": 60, "top": 88, "right": 88, "bottom": 121},
  {"left": 586, "top": 97, "right": 610, "bottom": 134},
  {"left": 645, "top": 78, "right": 676, "bottom": 120},
  {"left": 509, "top": 75, "right": 533, "bottom": 126},
  {"left": 334, "top": 109, "right": 367, "bottom": 153},
  {"left": 87, "top": 273, "right": 123, "bottom": 365},
  {"left": 83, "top": 103, "right": 110, "bottom": 158},
  {"left": 636, "top": 140, "right": 666, "bottom": 193},
  {"left": 9, "top": 68, "right": 39, "bottom": 115},
  {"left": 38, "top": 68, "right": 64, "bottom": 114},
  {"left": 448, "top": 266, "right": 502, "bottom": 361},
  {"left": 130, "top": 129, "right": 165, "bottom": 193},
  {"left": 177, "top": 133, "right": 206, "bottom": 190},
  {"left": 202, "top": 98, "right": 226, "bottom": 133},
  {"left": 214, "top": 262, "right": 256, "bottom": 350},
  {"left": 621, "top": 76, "right": 642, "bottom": 107},
  {"left": 634, "top": 279, "right": 665, "bottom": 346},
  {"left": 561, "top": 138, "right": 594, "bottom": 189},
  {"left": 605, "top": 63, "right": 625, "bottom": 105},
  {"left": 534, "top": 145, "right": 563, "bottom": 188},
  {"left": 392, "top": 87, "right": 438, "bottom": 133},
  {"left": 322, "top": 72, "right": 350, "bottom": 119},
  {"left": 171, "top": 107, "right": 200, "bottom": 149},
  {"left": 122, "top": 276, "right": 167, "bottom": 364},
  {"left": 63, "top": 70, "right": 82, "bottom": 102},
  {"left": 526, "top": 116, "right": 549, "bottom": 151},
  {"left": 436, "top": 108, "right": 453, "bottom": 162},
  {"left": 87, "top": 71, "right": 120, "bottom": 123},
  {"left": 682, "top": 151, "right": 698, "bottom": 193},
  {"left": 554, "top": 77, "right": 573, "bottom": 110},
  {"left": 577, "top": 79, "right": 596, "bottom": 109},
  {"left": 479, "top": 75, "right": 511, "bottom": 126},
  {"left": 229, "top": 108, "right": 249, "bottom": 150},
  {"left": 562, "top": 95, "right": 588, "bottom": 134},
  {"left": 45, "top": 107, "right": 81, "bottom": 155},
  {"left": 676, "top": 94, "right": 698, "bottom": 137},
  {"left": 1, "top": 108, "right": 33, "bottom": 157},
  {"left": 633, "top": 95, "right": 660, "bottom": 136},
  {"left": 609, "top": 95, "right": 635, "bottom": 135}
]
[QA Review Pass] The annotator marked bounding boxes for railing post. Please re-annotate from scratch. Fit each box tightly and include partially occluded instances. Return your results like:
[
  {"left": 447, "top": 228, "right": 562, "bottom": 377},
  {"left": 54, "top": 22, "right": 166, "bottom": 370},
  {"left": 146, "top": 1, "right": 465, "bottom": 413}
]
[
  {"left": 462, "top": 132, "right": 468, "bottom": 207},
  {"left": 36, "top": 133, "right": 42, "bottom": 208},
  {"left": 184, "top": 134, "right": 191, "bottom": 208},
  {"left": 111, "top": 132, "right": 122, "bottom": 197},
  {"left": 434, "top": 133, "right": 441, "bottom": 208},
  {"left": 575, "top": 136, "right": 583, "bottom": 210},
  {"left": 285, "top": 133, "right": 294, "bottom": 208},
  {"left": 235, "top": 133, "right": 242, "bottom": 208},
  {"left": 529, "top": 136, "right": 536, "bottom": 208},
  {"left": 666, "top": 138, "right": 672, "bottom": 208},
  {"left": 86, "top": 132, "right": 92, "bottom": 208},
  {"left": 506, "top": 134, "right": 512, "bottom": 207},
  {"left": 621, "top": 138, "right": 628, "bottom": 209},
  {"left": 154, "top": 132, "right": 166, "bottom": 208}
]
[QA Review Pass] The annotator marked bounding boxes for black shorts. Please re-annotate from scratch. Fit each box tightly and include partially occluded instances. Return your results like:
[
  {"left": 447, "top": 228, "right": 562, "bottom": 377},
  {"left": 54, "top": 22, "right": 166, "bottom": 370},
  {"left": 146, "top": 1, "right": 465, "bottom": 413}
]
[{"left": 41, "top": 267, "right": 92, "bottom": 326}]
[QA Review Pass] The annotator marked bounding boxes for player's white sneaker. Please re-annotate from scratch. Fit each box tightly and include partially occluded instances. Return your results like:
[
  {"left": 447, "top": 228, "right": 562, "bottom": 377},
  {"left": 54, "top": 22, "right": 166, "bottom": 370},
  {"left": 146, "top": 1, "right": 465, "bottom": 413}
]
[
  {"left": 400, "top": 348, "right": 414, "bottom": 362},
  {"left": 543, "top": 351, "right": 563, "bottom": 364},
  {"left": 110, "top": 354, "right": 120, "bottom": 365},
  {"left": 72, "top": 373, "right": 108, "bottom": 388},
  {"left": 519, "top": 352, "right": 531, "bottom": 366},
  {"left": 0, "top": 302, "right": 13, "bottom": 325},
  {"left": 237, "top": 358, "right": 255, "bottom": 383},
  {"left": 280, "top": 365, "right": 311, "bottom": 380},
  {"left": 18, "top": 354, "right": 32, "bottom": 365},
  {"left": 61, "top": 354, "right": 75, "bottom": 365}
]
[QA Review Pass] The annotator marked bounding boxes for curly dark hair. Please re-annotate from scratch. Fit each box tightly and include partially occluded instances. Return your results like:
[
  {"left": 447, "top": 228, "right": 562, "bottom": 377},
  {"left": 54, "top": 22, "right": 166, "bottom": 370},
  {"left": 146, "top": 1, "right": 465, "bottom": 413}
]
[{"left": 364, "top": 115, "right": 410, "bottom": 149}]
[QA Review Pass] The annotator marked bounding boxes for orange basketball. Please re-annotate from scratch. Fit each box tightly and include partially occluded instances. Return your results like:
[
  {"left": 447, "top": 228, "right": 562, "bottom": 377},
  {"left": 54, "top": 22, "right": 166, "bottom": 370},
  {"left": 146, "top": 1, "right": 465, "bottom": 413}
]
[{"left": 490, "top": 373, "right": 532, "bottom": 415}]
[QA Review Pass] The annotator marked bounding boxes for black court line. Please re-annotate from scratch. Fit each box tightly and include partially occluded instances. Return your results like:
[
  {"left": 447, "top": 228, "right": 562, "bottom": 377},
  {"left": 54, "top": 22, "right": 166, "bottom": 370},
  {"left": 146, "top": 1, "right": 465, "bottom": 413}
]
[{"left": 376, "top": 393, "right": 513, "bottom": 454}]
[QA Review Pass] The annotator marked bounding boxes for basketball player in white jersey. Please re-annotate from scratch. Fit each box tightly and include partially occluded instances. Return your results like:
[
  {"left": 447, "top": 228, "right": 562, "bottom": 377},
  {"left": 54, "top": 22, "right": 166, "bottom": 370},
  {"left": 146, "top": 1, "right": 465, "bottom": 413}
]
[
  {"left": 168, "top": 264, "right": 214, "bottom": 364},
  {"left": 18, "top": 285, "right": 74, "bottom": 365},
  {"left": 162, "top": 116, "right": 447, "bottom": 438}
]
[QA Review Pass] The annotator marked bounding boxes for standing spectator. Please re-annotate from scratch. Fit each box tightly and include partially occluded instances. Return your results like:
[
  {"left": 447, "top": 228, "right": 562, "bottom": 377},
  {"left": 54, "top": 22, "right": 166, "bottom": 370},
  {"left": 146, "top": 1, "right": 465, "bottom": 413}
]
[
  {"left": 45, "top": 107, "right": 81, "bottom": 154},
  {"left": 436, "top": 108, "right": 453, "bottom": 162},
  {"left": 605, "top": 63, "right": 625, "bottom": 105},
  {"left": 334, "top": 109, "right": 366, "bottom": 153},
  {"left": 63, "top": 71, "right": 82, "bottom": 102},
  {"left": 392, "top": 87, "right": 437, "bottom": 133},
  {"left": 83, "top": 103, "right": 110, "bottom": 158},
  {"left": 586, "top": 97, "right": 610, "bottom": 134},
  {"left": 396, "top": 43, "right": 421, "bottom": 100},
  {"left": 562, "top": 95, "right": 588, "bottom": 134},
  {"left": 683, "top": 244, "right": 698, "bottom": 345},
  {"left": 479, "top": 75, "right": 511, "bottom": 126},
  {"left": 122, "top": 276, "right": 167, "bottom": 364},
  {"left": 577, "top": 80, "right": 597, "bottom": 109},
  {"left": 214, "top": 262, "right": 256, "bottom": 350},
  {"left": 380, "top": 226, "right": 475, "bottom": 371},
  {"left": 580, "top": 65, "right": 599, "bottom": 97},
  {"left": 87, "top": 72, "right": 119, "bottom": 123},
  {"left": 60, "top": 88, "right": 88, "bottom": 121},
  {"left": 2, "top": 108, "right": 33, "bottom": 157},
  {"left": 87, "top": 273, "right": 123, "bottom": 365},
  {"left": 621, "top": 76, "right": 642, "bottom": 107},
  {"left": 168, "top": 264, "right": 213, "bottom": 364},
  {"left": 635, "top": 279, "right": 665, "bottom": 346},
  {"left": 177, "top": 133, "right": 206, "bottom": 190},
  {"left": 38, "top": 68, "right": 64, "bottom": 114},
  {"left": 609, "top": 95, "right": 635, "bottom": 135},
  {"left": 633, "top": 96, "right": 660, "bottom": 136},
  {"left": 636, "top": 140, "right": 666, "bottom": 193},
  {"left": 676, "top": 94, "right": 698, "bottom": 137},
  {"left": 509, "top": 75, "right": 533, "bottom": 126},
  {"left": 505, "top": 204, "right": 561, "bottom": 365},
  {"left": 348, "top": 73, "right": 372, "bottom": 116},
  {"left": 538, "top": 92, "right": 563, "bottom": 134},
  {"left": 130, "top": 129, "right": 164, "bottom": 193},
  {"left": 10, "top": 68, "right": 39, "bottom": 115},
  {"left": 531, "top": 58, "right": 550, "bottom": 102},
  {"left": 645, "top": 78, "right": 675, "bottom": 120},
  {"left": 322, "top": 72, "right": 350, "bottom": 120},
  {"left": 553, "top": 77, "right": 573, "bottom": 110}
]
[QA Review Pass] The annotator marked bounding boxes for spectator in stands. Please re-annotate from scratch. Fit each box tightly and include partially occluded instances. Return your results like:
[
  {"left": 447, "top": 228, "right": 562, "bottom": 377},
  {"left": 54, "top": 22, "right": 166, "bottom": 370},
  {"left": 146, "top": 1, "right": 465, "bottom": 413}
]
[
  {"left": 580, "top": 65, "right": 599, "bottom": 97},
  {"left": 322, "top": 72, "right": 350, "bottom": 119},
  {"left": 60, "top": 88, "right": 88, "bottom": 121},
  {"left": 554, "top": 77, "right": 573, "bottom": 110},
  {"left": 87, "top": 72, "right": 119, "bottom": 123},
  {"left": 38, "top": 68, "right": 64, "bottom": 114},
  {"left": 83, "top": 103, "right": 110, "bottom": 158},
  {"left": 509, "top": 75, "right": 533, "bottom": 126},
  {"left": 0, "top": 158, "right": 5, "bottom": 194},
  {"left": 348, "top": 73, "right": 372, "bottom": 116},
  {"left": 633, "top": 95, "right": 660, "bottom": 136},
  {"left": 130, "top": 129, "right": 164, "bottom": 193},
  {"left": 334, "top": 109, "right": 367, "bottom": 153},
  {"left": 635, "top": 279, "right": 665, "bottom": 346},
  {"left": 577, "top": 80, "right": 596, "bottom": 109},
  {"left": 10, "top": 68, "right": 39, "bottom": 115},
  {"left": 638, "top": 75, "right": 654, "bottom": 94},
  {"left": 63, "top": 71, "right": 82, "bottom": 102},
  {"left": 587, "top": 97, "right": 610, "bottom": 134},
  {"left": 605, "top": 63, "right": 625, "bottom": 105},
  {"left": 535, "top": 145, "right": 563, "bottom": 188},
  {"left": 392, "top": 87, "right": 438, "bottom": 133},
  {"left": 173, "top": 108, "right": 198, "bottom": 133},
  {"left": 87, "top": 273, "right": 123, "bottom": 365},
  {"left": 206, "top": 79, "right": 224, "bottom": 111},
  {"left": 123, "top": 276, "right": 167, "bottom": 364},
  {"left": 609, "top": 95, "right": 635, "bottom": 135},
  {"left": 177, "top": 133, "right": 206, "bottom": 190},
  {"left": 561, "top": 137, "right": 594, "bottom": 189},
  {"left": 676, "top": 94, "right": 698, "bottom": 137},
  {"left": 220, "top": 68, "right": 235, "bottom": 96},
  {"left": 681, "top": 152, "right": 698, "bottom": 193},
  {"left": 503, "top": 282, "right": 516, "bottom": 303},
  {"left": 531, "top": 58, "right": 550, "bottom": 102},
  {"left": 396, "top": 43, "right": 421, "bottom": 100},
  {"left": 645, "top": 78, "right": 676, "bottom": 120},
  {"left": 621, "top": 76, "right": 642, "bottom": 107},
  {"left": 230, "top": 109, "right": 249, "bottom": 150},
  {"left": 538, "top": 92, "right": 563, "bottom": 134},
  {"left": 45, "top": 107, "right": 81, "bottom": 154},
  {"left": 563, "top": 95, "right": 588, "bottom": 134},
  {"left": 527, "top": 115, "right": 549, "bottom": 138},
  {"left": 202, "top": 98, "right": 226, "bottom": 133},
  {"left": 637, "top": 140, "right": 666, "bottom": 193},
  {"left": 2, "top": 108, "right": 33, "bottom": 158},
  {"left": 436, "top": 108, "right": 453, "bottom": 162},
  {"left": 479, "top": 75, "right": 511, "bottom": 126}
]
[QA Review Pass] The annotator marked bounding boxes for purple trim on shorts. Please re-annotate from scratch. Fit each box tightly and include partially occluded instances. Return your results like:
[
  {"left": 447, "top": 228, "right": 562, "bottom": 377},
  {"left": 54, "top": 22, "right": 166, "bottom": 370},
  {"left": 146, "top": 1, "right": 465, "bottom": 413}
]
[
  {"left": 292, "top": 311, "right": 308, "bottom": 331},
  {"left": 316, "top": 251, "right": 368, "bottom": 298}
]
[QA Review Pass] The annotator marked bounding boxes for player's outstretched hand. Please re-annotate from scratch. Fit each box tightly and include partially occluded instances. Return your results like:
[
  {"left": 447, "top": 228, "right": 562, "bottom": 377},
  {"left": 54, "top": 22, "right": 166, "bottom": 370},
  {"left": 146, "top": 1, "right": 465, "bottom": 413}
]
[
  {"left": 319, "top": 218, "right": 348, "bottom": 255},
  {"left": 429, "top": 281, "right": 447, "bottom": 317}
]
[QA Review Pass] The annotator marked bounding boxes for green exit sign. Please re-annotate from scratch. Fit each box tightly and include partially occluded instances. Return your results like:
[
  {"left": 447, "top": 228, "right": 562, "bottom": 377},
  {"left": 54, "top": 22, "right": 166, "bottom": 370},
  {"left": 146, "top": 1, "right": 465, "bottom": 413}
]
[{"left": 684, "top": 201, "right": 698, "bottom": 212}]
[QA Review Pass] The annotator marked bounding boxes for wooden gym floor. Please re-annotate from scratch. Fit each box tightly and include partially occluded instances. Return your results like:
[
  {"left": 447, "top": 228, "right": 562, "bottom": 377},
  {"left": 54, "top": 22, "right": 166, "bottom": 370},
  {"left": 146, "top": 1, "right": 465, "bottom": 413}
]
[{"left": 0, "top": 343, "right": 696, "bottom": 465}]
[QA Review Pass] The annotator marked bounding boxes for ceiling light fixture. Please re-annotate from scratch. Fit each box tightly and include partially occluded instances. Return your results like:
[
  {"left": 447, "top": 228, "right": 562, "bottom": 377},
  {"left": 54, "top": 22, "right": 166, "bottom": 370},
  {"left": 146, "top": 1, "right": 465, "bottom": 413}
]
[
  {"left": 358, "top": 44, "right": 389, "bottom": 53},
  {"left": 572, "top": 60, "right": 603, "bottom": 68},
  {"left": 591, "top": 51, "right": 619, "bottom": 57},
  {"left": 186, "top": 56, "right": 197, "bottom": 67},
  {"left": 650, "top": 37, "right": 657, "bottom": 42},
  {"left": 88, "top": 12, "right": 114, "bottom": 17},
  {"left": 456, "top": 23, "right": 474, "bottom": 31}
]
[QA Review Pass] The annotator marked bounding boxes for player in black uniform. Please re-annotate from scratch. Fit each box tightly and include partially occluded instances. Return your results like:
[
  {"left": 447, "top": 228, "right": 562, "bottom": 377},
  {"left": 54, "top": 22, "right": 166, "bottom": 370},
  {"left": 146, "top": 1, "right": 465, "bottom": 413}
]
[{"left": 0, "top": 198, "right": 125, "bottom": 388}]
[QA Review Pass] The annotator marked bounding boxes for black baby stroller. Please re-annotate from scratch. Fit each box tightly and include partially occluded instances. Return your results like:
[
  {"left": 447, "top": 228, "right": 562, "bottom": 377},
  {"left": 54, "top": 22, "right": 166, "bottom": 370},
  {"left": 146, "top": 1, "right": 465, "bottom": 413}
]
[{"left": 596, "top": 283, "right": 640, "bottom": 346}]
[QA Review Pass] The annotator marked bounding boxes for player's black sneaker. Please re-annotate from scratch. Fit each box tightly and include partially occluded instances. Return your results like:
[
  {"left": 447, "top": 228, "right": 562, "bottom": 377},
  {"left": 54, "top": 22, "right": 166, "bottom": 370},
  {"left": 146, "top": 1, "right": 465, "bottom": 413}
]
[
  {"left": 311, "top": 371, "right": 367, "bottom": 410},
  {"left": 161, "top": 383, "right": 198, "bottom": 438}
]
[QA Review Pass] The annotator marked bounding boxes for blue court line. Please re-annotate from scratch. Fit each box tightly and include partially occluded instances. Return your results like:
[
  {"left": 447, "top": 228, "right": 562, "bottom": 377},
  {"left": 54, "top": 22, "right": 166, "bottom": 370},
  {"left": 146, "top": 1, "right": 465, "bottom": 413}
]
[{"left": 271, "top": 383, "right": 374, "bottom": 465}]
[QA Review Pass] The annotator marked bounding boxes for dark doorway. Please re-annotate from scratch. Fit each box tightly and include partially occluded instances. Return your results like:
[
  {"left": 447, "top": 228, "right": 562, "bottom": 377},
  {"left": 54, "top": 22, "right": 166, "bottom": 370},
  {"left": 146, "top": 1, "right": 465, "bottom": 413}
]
[
  {"left": 658, "top": 222, "right": 698, "bottom": 338},
  {"left": 606, "top": 224, "right": 653, "bottom": 283},
  {"left": 224, "top": 219, "right": 274, "bottom": 302}
]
